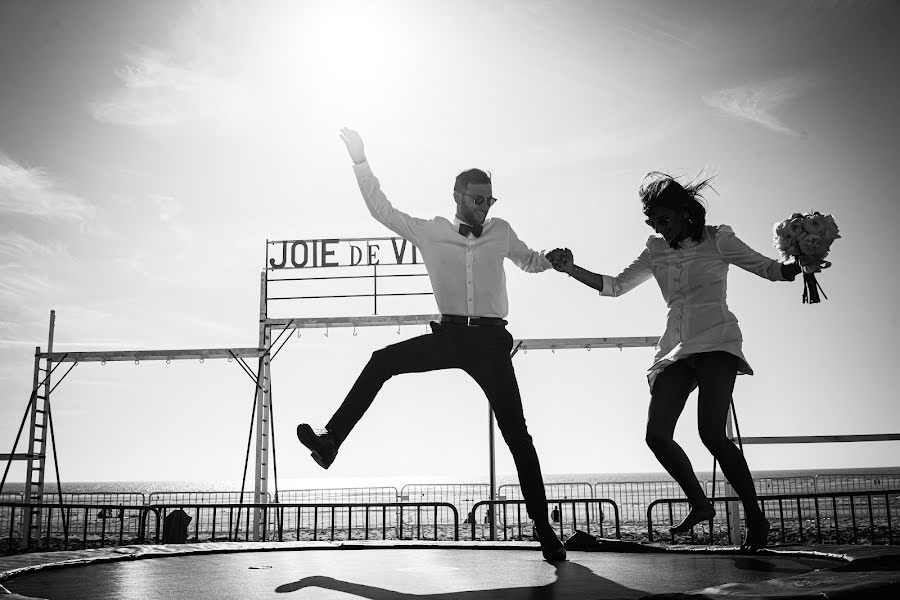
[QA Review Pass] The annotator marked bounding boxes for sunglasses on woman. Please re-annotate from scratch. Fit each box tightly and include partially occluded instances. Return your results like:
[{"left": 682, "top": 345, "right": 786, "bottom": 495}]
[{"left": 645, "top": 215, "right": 672, "bottom": 228}]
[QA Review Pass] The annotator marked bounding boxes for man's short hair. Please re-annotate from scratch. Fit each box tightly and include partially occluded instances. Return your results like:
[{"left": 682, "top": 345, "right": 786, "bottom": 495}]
[{"left": 454, "top": 168, "right": 491, "bottom": 194}]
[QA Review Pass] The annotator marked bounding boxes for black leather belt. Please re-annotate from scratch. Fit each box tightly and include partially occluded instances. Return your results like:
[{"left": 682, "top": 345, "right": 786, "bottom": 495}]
[{"left": 440, "top": 314, "right": 507, "bottom": 327}]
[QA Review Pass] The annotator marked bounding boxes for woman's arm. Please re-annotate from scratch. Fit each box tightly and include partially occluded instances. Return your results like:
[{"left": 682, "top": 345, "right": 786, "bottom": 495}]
[
  {"left": 554, "top": 247, "right": 652, "bottom": 296},
  {"left": 716, "top": 225, "right": 800, "bottom": 282},
  {"left": 556, "top": 250, "right": 605, "bottom": 291}
]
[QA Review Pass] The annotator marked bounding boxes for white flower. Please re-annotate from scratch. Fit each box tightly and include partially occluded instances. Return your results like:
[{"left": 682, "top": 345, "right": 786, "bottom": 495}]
[{"left": 802, "top": 214, "right": 827, "bottom": 235}]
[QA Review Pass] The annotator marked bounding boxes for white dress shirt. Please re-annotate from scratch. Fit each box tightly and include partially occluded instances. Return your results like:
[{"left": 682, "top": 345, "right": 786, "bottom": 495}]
[
  {"left": 600, "top": 224, "right": 787, "bottom": 390},
  {"left": 353, "top": 161, "right": 552, "bottom": 318}
]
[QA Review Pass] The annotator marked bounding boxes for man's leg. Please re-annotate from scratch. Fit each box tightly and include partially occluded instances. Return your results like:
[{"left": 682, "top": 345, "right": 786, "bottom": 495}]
[
  {"left": 466, "top": 327, "right": 565, "bottom": 561},
  {"left": 298, "top": 324, "right": 461, "bottom": 468}
]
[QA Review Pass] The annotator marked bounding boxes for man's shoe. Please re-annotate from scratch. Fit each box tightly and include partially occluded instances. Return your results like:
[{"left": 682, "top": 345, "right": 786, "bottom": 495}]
[
  {"left": 534, "top": 524, "right": 567, "bottom": 562},
  {"left": 296, "top": 424, "right": 338, "bottom": 469}
]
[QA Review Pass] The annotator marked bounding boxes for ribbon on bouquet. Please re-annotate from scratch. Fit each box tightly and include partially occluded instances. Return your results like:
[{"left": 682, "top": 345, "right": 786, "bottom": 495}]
[{"left": 800, "top": 261, "right": 830, "bottom": 304}]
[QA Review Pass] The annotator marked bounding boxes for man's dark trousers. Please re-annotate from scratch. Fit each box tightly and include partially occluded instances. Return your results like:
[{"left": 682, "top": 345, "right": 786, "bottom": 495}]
[{"left": 326, "top": 321, "right": 551, "bottom": 525}]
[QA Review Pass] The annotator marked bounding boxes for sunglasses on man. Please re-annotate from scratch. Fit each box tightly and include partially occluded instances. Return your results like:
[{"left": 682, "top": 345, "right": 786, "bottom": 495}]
[{"left": 465, "top": 193, "right": 499, "bottom": 206}]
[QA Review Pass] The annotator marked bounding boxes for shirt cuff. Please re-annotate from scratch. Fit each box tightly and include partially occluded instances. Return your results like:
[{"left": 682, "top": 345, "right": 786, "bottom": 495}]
[
  {"left": 539, "top": 254, "right": 554, "bottom": 271},
  {"left": 599, "top": 274, "right": 616, "bottom": 296},
  {"left": 772, "top": 260, "right": 789, "bottom": 281},
  {"left": 352, "top": 160, "right": 371, "bottom": 175}
]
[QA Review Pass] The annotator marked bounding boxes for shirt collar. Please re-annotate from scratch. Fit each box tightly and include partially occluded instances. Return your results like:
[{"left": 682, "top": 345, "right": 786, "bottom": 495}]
[
  {"left": 653, "top": 233, "right": 701, "bottom": 250},
  {"left": 453, "top": 217, "right": 491, "bottom": 229}
]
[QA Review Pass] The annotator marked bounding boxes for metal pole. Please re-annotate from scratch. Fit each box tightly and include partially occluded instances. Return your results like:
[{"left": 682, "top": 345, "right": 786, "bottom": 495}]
[
  {"left": 724, "top": 410, "right": 742, "bottom": 545},
  {"left": 488, "top": 406, "right": 496, "bottom": 541}
]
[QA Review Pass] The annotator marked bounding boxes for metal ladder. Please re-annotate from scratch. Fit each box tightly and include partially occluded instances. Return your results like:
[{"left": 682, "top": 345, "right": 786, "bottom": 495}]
[{"left": 20, "top": 311, "right": 57, "bottom": 546}]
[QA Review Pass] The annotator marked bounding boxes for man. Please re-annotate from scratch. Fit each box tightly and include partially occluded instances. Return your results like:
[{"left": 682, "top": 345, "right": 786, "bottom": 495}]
[{"left": 296, "top": 128, "right": 566, "bottom": 561}]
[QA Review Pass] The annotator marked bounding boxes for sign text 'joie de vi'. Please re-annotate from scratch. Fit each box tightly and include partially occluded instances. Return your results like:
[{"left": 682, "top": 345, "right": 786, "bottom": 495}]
[{"left": 268, "top": 237, "right": 422, "bottom": 269}]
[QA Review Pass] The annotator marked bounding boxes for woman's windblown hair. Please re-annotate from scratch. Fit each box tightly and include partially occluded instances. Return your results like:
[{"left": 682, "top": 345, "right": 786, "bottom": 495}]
[{"left": 639, "top": 171, "right": 715, "bottom": 245}]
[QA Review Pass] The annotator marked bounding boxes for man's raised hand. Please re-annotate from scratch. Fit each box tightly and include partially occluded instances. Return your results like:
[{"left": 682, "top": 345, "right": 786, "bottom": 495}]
[{"left": 339, "top": 128, "right": 366, "bottom": 164}]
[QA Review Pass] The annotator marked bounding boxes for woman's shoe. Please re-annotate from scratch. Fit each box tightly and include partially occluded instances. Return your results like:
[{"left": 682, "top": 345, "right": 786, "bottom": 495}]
[
  {"left": 741, "top": 518, "right": 770, "bottom": 551},
  {"left": 669, "top": 504, "right": 716, "bottom": 534}
]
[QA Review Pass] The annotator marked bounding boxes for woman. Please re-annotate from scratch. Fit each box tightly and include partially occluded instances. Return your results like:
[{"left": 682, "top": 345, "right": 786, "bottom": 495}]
[{"left": 553, "top": 172, "right": 804, "bottom": 550}]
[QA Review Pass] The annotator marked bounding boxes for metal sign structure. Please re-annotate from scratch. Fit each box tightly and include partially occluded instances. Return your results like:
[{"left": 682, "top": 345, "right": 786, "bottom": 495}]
[{"left": 1, "top": 237, "right": 439, "bottom": 546}]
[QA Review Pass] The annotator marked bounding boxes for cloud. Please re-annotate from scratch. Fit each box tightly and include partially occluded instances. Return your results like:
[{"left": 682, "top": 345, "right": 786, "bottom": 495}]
[
  {"left": 0, "top": 231, "right": 59, "bottom": 264},
  {"left": 88, "top": 44, "right": 260, "bottom": 134},
  {"left": 0, "top": 268, "right": 54, "bottom": 304},
  {"left": 702, "top": 76, "right": 814, "bottom": 137},
  {"left": 0, "top": 153, "right": 96, "bottom": 222}
]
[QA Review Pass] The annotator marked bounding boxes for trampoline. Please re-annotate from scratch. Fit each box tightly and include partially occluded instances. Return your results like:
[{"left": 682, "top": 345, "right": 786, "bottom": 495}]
[{"left": 1, "top": 541, "right": 898, "bottom": 599}]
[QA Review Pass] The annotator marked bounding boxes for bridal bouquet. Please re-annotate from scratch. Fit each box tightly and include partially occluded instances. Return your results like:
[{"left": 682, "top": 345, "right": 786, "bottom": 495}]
[{"left": 773, "top": 212, "right": 840, "bottom": 303}]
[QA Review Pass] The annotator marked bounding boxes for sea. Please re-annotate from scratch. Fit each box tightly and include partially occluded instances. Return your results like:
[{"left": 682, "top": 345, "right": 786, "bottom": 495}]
[{"left": 2, "top": 466, "right": 898, "bottom": 497}]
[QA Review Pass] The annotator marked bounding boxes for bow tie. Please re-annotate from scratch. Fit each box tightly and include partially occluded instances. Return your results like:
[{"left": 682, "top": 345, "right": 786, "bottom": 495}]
[{"left": 459, "top": 223, "right": 483, "bottom": 238}]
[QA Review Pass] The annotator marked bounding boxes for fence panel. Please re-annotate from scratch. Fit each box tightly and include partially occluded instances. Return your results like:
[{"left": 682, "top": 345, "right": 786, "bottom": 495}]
[
  {"left": 279, "top": 487, "right": 399, "bottom": 532},
  {"left": 469, "top": 499, "right": 619, "bottom": 542},
  {"left": 148, "top": 491, "right": 267, "bottom": 504},
  {"left": 141, "top": 502, "right": 458, "bottom": 543},
  {"left": 401, "top": 484, "right": 490, "bottom": 540},
  {"left": 647, "top": 490, "right": 900, "bottom": 546},
  {"left": 498, "top": 483, "right": 596, "bottom": 528},
  {"left": 1, "top": 503, "right": 149, "bottom": 553},
  {"left": 595, "top": 480, "right": 686, "bottom": 526},
  {"left": 817, "top": 473, "right": 900, "bottom": 493}
]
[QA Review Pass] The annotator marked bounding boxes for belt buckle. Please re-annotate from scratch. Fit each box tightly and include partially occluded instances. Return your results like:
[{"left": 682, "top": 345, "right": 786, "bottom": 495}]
[{"left": 467, "top": 316, "right": 476, "bottom": 326}]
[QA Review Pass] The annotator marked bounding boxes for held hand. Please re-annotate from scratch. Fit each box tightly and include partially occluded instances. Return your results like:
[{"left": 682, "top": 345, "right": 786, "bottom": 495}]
[
  {"left": 339, "top": 127, "right": 366, "bottom": 164},
  {"left": 546, "top": 248, "right": 566, "bottom": 269},
  {"left": 551, "top": 248, "right": 575, "bottom": 274},
  {"left": 798, "top": 255, "right": 831, "bottom": 275},
  {"left": 559, "top": 248, "right": 575, "bottom": 275}
]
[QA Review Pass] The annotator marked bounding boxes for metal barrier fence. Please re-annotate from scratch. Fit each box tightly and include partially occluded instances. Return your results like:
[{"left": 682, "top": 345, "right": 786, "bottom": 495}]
[
  {"left": 469, "top": 499, "right": 619, "bottom": 541},
  {"left": 0, "top": 501, "right": 460, "bottom": 552},
  {"left": 647, "top": 490, "right": 900, "bottom": 545},
  {"left": 816, "top": 473, "right": 900, "bottom": 493},
  {"left": 279, "top": 487, "right": 398, "bottom": 505},
  {"left": 594, "top": 480, "right": 687, "bottom": 524},
  {"left": 401, "top": 483, "right": 489, "bottom": 539},
  {"left": 3, "top": 473, "right": 898, "bottom": 552},
  {"left": 597, "top": 475, "right": 825, "bottom": 525},
  {"left": 498, "top": 482, "right": 594, "bottom": 500},
  {"left": 148, "top": 491, "right": 269, "bottom": 504},
  {"left": 706, "top": 476, "right": 818, "bottom": 498},
  {"left": 496, "top": 483, "right": 599, "bottom": 530},
  {"left": 142, "top": 502, "right": 460, "bottom": 544},
  {"left": 0, "top": 503, "right": 148, "bottom": 553}
]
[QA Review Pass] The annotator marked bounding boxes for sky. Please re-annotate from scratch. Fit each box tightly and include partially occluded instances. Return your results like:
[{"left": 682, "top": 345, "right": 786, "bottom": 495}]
[{"left": 1, "top": 0, "right": 898, "bottom": 489}]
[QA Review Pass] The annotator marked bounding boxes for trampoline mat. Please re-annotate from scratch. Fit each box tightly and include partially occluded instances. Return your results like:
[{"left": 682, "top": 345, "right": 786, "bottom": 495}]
[{"left": 3, "top": 548, "right": 841, "bottom": 599}]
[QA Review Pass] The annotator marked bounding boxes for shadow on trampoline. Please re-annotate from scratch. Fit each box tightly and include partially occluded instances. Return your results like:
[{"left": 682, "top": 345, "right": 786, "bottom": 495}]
[
  {"left": 725, "top": 554, "right": 818, "bottom": 575},
  {"left": 275, "top": 560, "right": 645, "bottom": 599}
]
